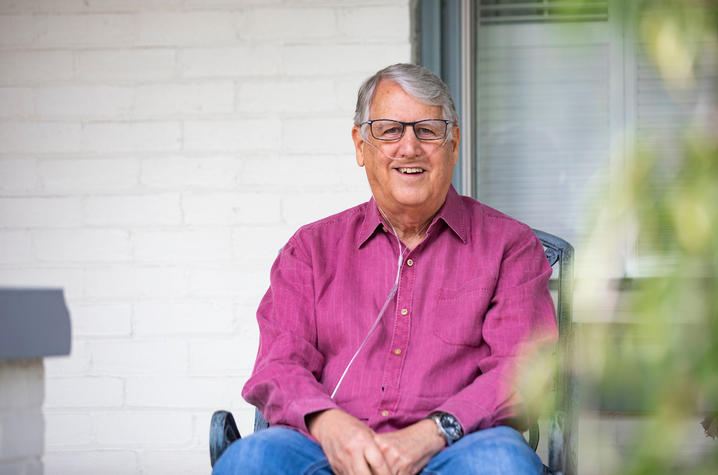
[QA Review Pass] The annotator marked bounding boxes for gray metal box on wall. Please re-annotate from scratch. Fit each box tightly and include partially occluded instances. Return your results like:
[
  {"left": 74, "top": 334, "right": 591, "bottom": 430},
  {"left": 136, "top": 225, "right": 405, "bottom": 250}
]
[{"left": 0, "top": 288, "right": 71, "bottom": 360}]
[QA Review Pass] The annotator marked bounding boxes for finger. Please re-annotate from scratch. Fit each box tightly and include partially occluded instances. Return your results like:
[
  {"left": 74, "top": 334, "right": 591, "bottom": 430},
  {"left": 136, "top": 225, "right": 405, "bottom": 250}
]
[{"left": 363, "top": 445, "right": 393, "bottom": 475}]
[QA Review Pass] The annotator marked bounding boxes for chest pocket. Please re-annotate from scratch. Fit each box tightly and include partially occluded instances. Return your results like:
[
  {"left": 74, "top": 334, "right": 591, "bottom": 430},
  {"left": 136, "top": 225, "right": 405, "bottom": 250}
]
[{"left": 432, "top": 276, "right": 496, "bottom": 346}]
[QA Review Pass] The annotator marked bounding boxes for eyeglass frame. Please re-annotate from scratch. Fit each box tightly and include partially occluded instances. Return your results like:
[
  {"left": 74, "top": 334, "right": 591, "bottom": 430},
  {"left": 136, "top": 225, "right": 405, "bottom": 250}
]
[{"left": 360, "top": 119, "right": 454, "bottom": 142}]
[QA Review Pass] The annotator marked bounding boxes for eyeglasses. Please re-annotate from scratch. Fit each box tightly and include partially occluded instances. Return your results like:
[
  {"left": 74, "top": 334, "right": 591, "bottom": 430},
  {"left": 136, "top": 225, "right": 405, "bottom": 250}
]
[{"left": 361, "top": 119, "right": 452, "bottom": 142}]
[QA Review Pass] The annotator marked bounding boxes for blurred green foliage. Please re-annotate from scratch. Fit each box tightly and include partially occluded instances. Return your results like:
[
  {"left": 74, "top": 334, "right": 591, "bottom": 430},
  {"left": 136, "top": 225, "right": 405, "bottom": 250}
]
[{"left": 574, "top": 0, "right": 718, "bottom": 473}]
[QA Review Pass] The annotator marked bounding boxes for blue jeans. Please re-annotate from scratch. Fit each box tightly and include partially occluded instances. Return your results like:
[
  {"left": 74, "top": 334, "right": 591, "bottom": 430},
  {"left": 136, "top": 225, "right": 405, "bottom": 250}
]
[{"left": 213, "top": 425, "right": 544, "bottom": 474}]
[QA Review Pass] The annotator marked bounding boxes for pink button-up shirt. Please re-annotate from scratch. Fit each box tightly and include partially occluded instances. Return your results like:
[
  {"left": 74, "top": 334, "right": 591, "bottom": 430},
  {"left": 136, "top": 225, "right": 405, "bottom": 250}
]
[{"left": 242, "top": 186, "right": 557, "bottom": 438}]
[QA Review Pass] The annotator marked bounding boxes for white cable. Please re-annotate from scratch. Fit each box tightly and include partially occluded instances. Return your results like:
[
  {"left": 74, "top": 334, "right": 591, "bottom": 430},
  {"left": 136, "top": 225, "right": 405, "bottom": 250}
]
[
  {"left": 361, "top": 133, "right": 450, "bottom": 162},
  {"left": 330, "top": 210, "right": 404, "bottom": 400}
]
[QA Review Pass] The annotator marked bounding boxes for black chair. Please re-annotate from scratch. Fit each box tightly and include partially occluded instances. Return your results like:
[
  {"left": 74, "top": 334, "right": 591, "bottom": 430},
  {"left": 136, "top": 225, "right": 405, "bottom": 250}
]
[{"left": 210, "top": 229, "right": 576, "bottom": 474}]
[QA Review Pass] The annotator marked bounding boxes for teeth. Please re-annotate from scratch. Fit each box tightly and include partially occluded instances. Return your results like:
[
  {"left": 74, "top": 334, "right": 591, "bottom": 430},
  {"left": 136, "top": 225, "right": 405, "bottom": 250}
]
[{"left": 398, "top": 167, "right": 423, "bottom": 174}]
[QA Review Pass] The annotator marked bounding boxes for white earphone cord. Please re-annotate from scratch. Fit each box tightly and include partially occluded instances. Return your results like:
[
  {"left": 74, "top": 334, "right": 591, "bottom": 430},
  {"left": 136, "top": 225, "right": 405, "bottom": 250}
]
[{"left": 329, "top": 214, "right": 404, "bottom": 400}]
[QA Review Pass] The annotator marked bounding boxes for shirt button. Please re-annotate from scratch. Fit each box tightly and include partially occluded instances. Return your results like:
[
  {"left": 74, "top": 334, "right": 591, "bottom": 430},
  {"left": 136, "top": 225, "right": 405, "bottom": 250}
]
[
  {"left": 400, "top": 308, "right": 408, "bottom": 316},
  {"left": 393, "top": 348, "right": 402, "bottom": 356},
  {"left": 382, "top": 226, "right": 388, "bottom": 233},
  {"left": 406, "top": 259, "right": 414, "bottom": 267},
  {"left": 381, "top": 410, "right": 389, "bottom": 417}
]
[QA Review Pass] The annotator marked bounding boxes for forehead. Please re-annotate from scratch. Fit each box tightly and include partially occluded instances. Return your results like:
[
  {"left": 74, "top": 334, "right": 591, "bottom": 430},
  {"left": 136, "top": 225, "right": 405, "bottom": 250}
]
[{"left": 369, "top": 80, "right": 442, "bottom": 120}]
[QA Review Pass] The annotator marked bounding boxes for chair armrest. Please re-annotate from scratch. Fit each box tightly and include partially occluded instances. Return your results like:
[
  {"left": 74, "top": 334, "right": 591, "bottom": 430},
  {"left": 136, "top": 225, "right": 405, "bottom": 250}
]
[{"left": 210, "top": 410, "right": 241, "bottom": 468}]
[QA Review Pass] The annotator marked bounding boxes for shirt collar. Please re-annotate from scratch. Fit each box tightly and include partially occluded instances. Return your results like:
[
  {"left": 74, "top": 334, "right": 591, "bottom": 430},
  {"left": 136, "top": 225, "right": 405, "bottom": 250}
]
[{"left": 356, "top": 185, "right": 467, "bottom": 249}]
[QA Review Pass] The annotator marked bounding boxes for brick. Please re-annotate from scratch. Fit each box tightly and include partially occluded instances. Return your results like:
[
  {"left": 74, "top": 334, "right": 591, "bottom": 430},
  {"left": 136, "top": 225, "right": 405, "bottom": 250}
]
[
  {"left": 188, "top": 266, "right": 267, "bottom": 303},
  {"left": 83, "top": 194, "right": 182, "bottom": 226},
  {"left": 140, "top": 449, "right": 209, "bottom": 475},
  {"left": 183, "top": 119, "right": 281, "bottom": 151},
  {"left": 45, "top": 377, "right": 123, "bottom": 408},
  {"left": 140, "top": 156, "right": 239, "bottom": 190},
  {"left": 189, "top": 338, "right": 257, "bottom": 374},
  {"left": 0, "top": 87, "right": 34, "bottom": 118},
  {"left": 0, "top": 1, "right": 89, "bottom": 13},
  {"left": 336, "top": 154, "right": 372, "bottom": 189},
  {"left": 181, "top": 192, "right": 281, "bottom": 225},
  {"left": 94, "top": 412, "right": 193, "bottom": 446},
  {"left": 125, "top": 375, "right": 241, "bottom": 408},
  {"left": 70, "top": 303, "right": 132, "bottom": 337},
  {"left": 0, "top": 197, "right": 83, "bottom": 228},
  {"left": 0, "top": 15, "right": 37, "bottom": 46},
  {"left": 0, "top": 231, "right": 34, "bottom": 264},
  {"left": 336, "top": 77, "right": 365, "bottom": 115},
  {"left": 0, "top": 158, "right": 37, "bottom": 193},
  {"left": 83, "top": 0, "right": 185, "bottom": 12},
  {"left": 180, "top": 45, "right": 280, "bottom": 78},
  {"left": 237, "top": 79, "right": 335, "bottom": 113},
  {"left": 231, "top": 225, "right": 294, "bottom": 262},
  {"left": 0, "top": 122, "right": 84, "bottom": 154},
  {"left": 133, "top": 299, "right": 234, "bottom": 336},
  {"left": 90, "top": 339, "right": 188, "bottom": 375},
  {"left": 241, "top": 7, "right": 335, "bottom": 40},
  {"left": 38, "top": 158, "right": 139, "bottom": 193},
  {"left": 240, "top": 155, "right": 344, "bottom": 188},
  {"left": 184, "top": 0, "right": 278, "bottom": 7},
  {"left": 281, "top": 190, "right": 368, "bottom": 226},
  {"left": 33, "top": 85, "right": 134, "bottom": 118},
  {"left": 77, "top": 49, "right": 176, "bottom": 82},
  {"left": 32, "top": 14, "right": 137, "bottom": 48},
  {"left": 44, "top": 450, "right": 138, "bottom": 475},
  {"left": 34, "top": 229, "right": 130, "bottom": 262},
  {"left": 336, "top": 6, "right": 411, "bottom": 40},
  {"left": 132, "top": 229, "right": 232, "bottom": 262},
  {"left": 234, "top": 303, "right": 260, "bottom": 337},
  {"left": 82, "top": 121, "right": 182, "bottom": 153},
  {"left": 44, "top": 413, "right": 93, "bottom": 447},
  {"left": 133, "top": 82, "right": 235, "bottom": 117},
  {"left": 282, "top": 43, "right": 411, "bottom": 76},
  {"left": 283, "top": 117, "right": 354, "bottom": 154},
  {"left": 0, "top": 51, "right": 73, "bottom": 84},
  {"left": 137, "top": 11, "right": 235, "bottom": 46},
  {"left": 0, "top": 411, "right": 43, "bottom": 459},
  {"left": 44, "top": 340, "right": 90, "bottom": 377},
  {"left": 0, "top": 359, "right": 44, "bottom": 410},
  {"left": 0, "top": 267, "right": 83, "bottom": 299},
  {"left": 82, "top": 266, "right": 188, "bottom": 299}
]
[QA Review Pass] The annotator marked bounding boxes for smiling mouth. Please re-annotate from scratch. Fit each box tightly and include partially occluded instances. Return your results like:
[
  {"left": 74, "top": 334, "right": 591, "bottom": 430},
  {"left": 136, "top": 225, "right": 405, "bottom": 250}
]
[{"left": 397, "top": 167, "right": 424, "bottom": 175}]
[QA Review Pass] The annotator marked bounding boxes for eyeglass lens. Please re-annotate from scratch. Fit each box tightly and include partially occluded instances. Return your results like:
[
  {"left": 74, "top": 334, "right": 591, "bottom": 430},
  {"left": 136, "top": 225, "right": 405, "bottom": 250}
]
[{"left": 370, "top": 120, "right": 447, "bottom": 141}]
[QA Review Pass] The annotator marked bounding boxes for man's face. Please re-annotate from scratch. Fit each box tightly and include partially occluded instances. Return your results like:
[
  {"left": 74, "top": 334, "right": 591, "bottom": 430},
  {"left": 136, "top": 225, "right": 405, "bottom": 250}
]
[{"left": 352, "top": 80, "right": 459, "bottom": 219}]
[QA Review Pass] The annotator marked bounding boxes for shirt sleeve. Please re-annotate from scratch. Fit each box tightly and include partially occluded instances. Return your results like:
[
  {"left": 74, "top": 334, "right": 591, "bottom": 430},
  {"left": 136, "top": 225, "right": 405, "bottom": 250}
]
[
  {"left": 433, "top": 226, "right": 558, "bottom": 434},
  {"left": 241, "top": 235, "right": 339, "bottom": 437}
]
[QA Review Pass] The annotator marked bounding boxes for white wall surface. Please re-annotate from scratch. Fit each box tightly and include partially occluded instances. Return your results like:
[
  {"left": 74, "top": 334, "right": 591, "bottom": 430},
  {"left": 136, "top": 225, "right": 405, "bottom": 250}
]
[
  {"left": 0, "top": 360, "right": 44, "bottom": 475},
  {"left": 0, "top": 1, "right": 413, "bottom": 473}
]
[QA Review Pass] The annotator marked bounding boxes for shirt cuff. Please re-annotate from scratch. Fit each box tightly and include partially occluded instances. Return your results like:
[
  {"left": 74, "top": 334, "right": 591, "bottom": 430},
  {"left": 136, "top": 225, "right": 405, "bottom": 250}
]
[{"left": 287, "top": 397, "right": 340, "bottom": 438}]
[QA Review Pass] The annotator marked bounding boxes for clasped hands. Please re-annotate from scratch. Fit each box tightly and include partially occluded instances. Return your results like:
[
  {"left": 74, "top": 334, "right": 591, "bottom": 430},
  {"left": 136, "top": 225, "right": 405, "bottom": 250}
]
[{"left": 307, "top": 408, "right": 446, "bottom": 475}]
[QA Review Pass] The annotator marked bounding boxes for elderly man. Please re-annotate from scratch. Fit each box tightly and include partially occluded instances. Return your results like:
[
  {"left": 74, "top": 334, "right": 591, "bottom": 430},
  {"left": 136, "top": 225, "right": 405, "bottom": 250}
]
[{"left": 213, "top": 63, "right": 557, "bottom": 474}]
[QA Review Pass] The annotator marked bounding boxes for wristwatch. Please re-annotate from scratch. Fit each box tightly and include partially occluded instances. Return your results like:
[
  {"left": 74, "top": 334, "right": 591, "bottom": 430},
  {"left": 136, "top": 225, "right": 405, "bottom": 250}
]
[{"left": 428, "top": 411, "right": 464, "bottom": 446}]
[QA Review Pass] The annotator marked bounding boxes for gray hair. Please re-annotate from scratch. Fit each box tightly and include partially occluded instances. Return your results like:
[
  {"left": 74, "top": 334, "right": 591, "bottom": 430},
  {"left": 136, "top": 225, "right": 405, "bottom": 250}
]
[{"left": 353, "top": 63, "right": 459, "bottom": 127}]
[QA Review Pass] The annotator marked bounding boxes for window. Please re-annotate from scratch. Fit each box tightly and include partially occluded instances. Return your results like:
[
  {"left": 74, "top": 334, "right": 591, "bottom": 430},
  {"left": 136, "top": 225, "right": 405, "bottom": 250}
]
[{"left": 419, "top": 0, "right": 715, "bottom": 277}]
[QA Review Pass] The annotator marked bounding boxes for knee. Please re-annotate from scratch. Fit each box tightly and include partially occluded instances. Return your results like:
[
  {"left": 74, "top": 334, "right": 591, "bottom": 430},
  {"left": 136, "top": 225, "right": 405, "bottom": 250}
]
[
  {"left": 212, "top": 428, "right": 287, "bottom": 474},
  {"left": 435, "top": 426, "right": 543, "bottom": 474},
  {"left": 212, "top": 438, "right": 264, "bottom": 474}
]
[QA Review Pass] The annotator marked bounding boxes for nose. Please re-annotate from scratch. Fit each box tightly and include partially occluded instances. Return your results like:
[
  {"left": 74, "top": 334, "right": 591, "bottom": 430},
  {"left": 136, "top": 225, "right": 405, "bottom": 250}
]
[{"left": 393, "top": 124, "right": 422, "bottom": 159}]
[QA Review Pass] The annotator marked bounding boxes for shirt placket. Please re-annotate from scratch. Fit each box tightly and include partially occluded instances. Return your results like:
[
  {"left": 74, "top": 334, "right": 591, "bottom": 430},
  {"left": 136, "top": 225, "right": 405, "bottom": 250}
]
[{"left": 377, "top": 251, "right": 416, "bottom": 419}]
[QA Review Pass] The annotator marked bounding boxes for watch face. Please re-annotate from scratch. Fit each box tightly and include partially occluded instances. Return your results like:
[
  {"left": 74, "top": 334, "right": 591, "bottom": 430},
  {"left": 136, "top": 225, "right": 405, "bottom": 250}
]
[{"left": 440, "top": 413, "right": 463, "bottom": 440}]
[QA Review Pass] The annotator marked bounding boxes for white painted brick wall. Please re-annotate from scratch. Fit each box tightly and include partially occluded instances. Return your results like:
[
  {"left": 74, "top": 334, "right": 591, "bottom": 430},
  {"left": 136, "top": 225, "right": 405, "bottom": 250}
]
[{"left": 0, "top": 0, "right": 413, "bottom": 473}]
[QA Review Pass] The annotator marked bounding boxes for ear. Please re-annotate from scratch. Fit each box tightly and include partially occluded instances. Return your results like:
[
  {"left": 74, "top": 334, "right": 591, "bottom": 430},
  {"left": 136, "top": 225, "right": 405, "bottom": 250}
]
[
  {"left": 352, "top": 125, "right": 366, "bottom": 167},
  {"left": 449, "top": 125, "right": 460, "bottom": 167}
]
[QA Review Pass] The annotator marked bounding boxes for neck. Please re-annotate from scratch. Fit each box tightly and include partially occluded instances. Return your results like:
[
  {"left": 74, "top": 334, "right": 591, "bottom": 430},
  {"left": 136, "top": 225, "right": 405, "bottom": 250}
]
[{"left": 378, "top": 206, "right": 436, "bottom": 251}]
